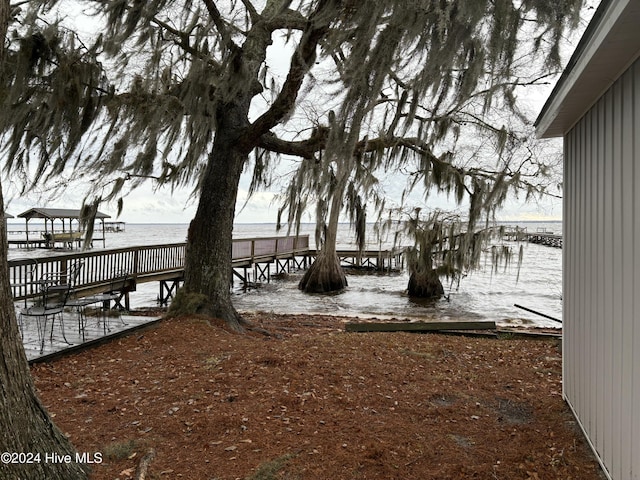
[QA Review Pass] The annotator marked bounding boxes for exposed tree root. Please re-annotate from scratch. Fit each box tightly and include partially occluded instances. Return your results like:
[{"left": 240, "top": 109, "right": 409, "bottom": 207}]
[{"left": 167, "top": 290, "right": 250, "bottom": 332}]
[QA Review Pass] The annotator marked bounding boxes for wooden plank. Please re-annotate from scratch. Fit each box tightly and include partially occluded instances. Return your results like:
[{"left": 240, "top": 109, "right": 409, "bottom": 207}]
[{"left": 345, "top": 320, "right": 496, "bottom": 333}]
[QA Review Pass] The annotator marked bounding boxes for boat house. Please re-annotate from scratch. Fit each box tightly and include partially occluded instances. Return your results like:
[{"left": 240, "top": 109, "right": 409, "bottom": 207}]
[
  {"left": 17, "top": 208, "right": 111, "bottom": 249},
  {"left": 535, "top": 1, "right": 640, "bottom": 478}
]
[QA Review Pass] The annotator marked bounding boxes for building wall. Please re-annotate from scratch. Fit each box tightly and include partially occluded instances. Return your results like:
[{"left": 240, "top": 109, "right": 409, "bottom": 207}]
[{"left": 564, "top": 56, "right": 640, "bottom": 480}]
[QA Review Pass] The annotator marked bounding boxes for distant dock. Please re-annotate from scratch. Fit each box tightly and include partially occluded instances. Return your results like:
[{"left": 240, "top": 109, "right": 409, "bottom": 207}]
[
  {"left": 502, "top": 227, "right": 563, "bottom": 249},
  {"left": 526, "top": 232, "right": 562, "bottom": 248},
  {"left": 104, "top": 221, "right": 126, "bottom": 232}
]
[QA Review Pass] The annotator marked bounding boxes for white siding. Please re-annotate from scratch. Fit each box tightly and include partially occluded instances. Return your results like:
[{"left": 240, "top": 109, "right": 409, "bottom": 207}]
[{"left": 564, "top": 57, "right": 640, "bottom": 480}]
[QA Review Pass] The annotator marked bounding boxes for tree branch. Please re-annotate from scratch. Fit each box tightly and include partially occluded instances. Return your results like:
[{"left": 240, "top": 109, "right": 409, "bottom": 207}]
[
  {"left": 264, "top": 8, "right": 309, "bottom": 31},
  {"left": 257, "top": 127, "right": 329, "bottom": 158},
  {"left": 202, "top": 0, "right": 239, "bottom": 51},
  {"left": 247, "top": 0, "right": 336, "bottom": 139},
  {"left": 152, "top": 16, "right": 222, "bottom": 71},
  {"left": 239, "top": 0, "right": 260, "bottom": 23}
]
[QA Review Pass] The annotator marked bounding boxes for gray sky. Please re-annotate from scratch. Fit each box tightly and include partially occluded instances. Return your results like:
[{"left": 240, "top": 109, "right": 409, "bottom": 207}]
[{"left": 3, "top": 154, "right": 563, "bottom": 224}]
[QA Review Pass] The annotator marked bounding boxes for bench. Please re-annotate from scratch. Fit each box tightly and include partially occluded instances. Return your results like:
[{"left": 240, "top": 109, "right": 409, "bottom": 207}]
[{"left": 43, "top": 231, "right": 84, "bottom": 248}]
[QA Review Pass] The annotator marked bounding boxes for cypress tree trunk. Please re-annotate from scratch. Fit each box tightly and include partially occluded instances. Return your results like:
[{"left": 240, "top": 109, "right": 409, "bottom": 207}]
[
  {"left": 299, "top": 250, "right": 348, "bottom": 293},
  {"left": 173, "top": 102, "right": 250, "bottom": 331},
  {"left": 299, "top": 169, "right": 348, "bottom": 293},
  {"left": 407, "top": 268, "right": 444, "bottom": 299}
]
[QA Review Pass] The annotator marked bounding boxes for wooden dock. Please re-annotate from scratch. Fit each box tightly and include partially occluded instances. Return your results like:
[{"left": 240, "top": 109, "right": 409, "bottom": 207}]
[
  {"left": 9, "top": 235, "right": 312, "bottom": 306},
  {"left": 308, "top": 247, "right": 407, "bottom": 272},
  {"left": 7, "top": 234, "right": 105, "bottom": 249},
  {"left": 501, "top": 227, "right": 562, "bottom": 249},
  {"left": 10, "top": 235, "right": 411, "bottom": 360},
  {"left": 526, "top": 233, "right": 562, "bottom": 248},
  {"left": 10, "top": 235, "right": 411, "bottom": 307}
]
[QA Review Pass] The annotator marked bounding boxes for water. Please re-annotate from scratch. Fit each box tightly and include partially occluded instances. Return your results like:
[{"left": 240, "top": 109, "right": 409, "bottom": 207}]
[
  {"left": 231, "top": 222, "right": 563, "bottom": 329},
  {"left": 7, "top": 221, "right": 563, "bottom": 329}
]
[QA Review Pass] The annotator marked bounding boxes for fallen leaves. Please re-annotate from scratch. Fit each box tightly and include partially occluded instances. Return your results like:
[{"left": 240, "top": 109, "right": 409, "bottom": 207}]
[{"left": 31, "top": 313, "right": 602, "bottom": 480}]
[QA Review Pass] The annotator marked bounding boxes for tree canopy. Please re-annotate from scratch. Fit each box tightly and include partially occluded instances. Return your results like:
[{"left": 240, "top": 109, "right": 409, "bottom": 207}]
[
  {"left": 1, "top": 0, "right": 584, "bottom": 325},
  {"left": 2, "top": 0, "right": 581, "bottom": 199}
]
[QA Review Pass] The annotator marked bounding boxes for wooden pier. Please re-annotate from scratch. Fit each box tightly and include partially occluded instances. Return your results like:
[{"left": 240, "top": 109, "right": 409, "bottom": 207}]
[
  {"left": 10, "top": 235, "right": 410, "bottom": 360},
  {"left": 501, "top": 227, "right": 562, "bottom": 249},
  {"left": 526, "top": 233, "right": 562, "bottom": 248},
  {"left": 8, "top": 207, "right": 110, "bottom": 249},
  {"left": 307, "top": 247, "right": 406, "bottom": 272},
  {"left": 9, "top": 235, "right": 311, "bottom": 306},
  {"left": 10, "top": 235, "right": 410, "bottom": 307}
]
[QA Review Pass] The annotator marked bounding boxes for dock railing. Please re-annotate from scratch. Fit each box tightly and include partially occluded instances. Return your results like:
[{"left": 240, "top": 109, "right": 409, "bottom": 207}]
[{"left": 10, "top": 235, "right": 310, "bottom": 303}]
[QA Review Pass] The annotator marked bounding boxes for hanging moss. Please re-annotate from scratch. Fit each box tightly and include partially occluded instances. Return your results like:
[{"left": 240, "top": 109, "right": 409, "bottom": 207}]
[{"left": 0, "top": 0, "right": 582, "bottom": 327}]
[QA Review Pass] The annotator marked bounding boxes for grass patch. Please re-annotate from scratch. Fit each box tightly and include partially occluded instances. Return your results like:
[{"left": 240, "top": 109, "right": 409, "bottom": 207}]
[
  {"left": 246, "top": 454, "right": 295, "bottom": 480},
  {"left": 102, "top": 439, "right": 139, "bottom": 461}
]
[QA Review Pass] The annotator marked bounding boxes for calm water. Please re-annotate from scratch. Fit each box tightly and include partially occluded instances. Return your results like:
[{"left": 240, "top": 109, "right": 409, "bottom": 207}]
[{"left": 7, "top": 222, "right": 563, "bottom": 328}]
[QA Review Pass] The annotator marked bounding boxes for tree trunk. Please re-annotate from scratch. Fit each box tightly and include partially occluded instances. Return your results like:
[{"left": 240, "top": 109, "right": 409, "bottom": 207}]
[
  {"left": 0, "top": 4, "right": 88, "bottom": 478},
  {"left": 299, "top": 250, "right": 348, "bottom": 293},
  {"left": 0, "top": 205, "right": 89, "bottom": 477},
  {"left": 299, "top": 166, "right": 348, "bottom": 293},
  {"left": 407, "top": 269, "right": 444, "bottom": 299},
  {"left": 173, "top": 102, "right": 250, "bottom": 331}
]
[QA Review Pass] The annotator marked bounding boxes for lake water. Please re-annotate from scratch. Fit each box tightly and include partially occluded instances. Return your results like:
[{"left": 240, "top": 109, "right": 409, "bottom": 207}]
[{"left": 7, "top": 221, "right": 563, "bottom": 329}]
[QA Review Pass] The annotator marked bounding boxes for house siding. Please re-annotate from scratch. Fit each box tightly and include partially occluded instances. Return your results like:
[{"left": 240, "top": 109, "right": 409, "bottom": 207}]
[{"left": 564, "top": 57, "right": 640, "bottom": 480}]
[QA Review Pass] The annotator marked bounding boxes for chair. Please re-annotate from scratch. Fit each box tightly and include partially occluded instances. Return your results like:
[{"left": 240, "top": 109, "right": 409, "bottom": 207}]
[
  {"left": 68, "top": 270, "right": 130, "bottom": 337},
  {"left": 62, "top": 260, "right": 87, "bottom": 336},
  {"left": 97, "top": 270, "right": 130, "bottom": 332},
  {"left": 19, "top": 274, "right": 72, "bottom": 354},
  {"left": 14, "top": 259, "right": 39, "bottom": 336}
]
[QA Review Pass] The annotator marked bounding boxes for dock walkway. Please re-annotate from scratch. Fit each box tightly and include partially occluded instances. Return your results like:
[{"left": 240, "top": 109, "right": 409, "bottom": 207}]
[
  {"left": 9, "top": 236, "right": 311, "bottom": 306},
  {"left": 501, "top": 227, "right": 563, "bottom": 249},
  {"left": 10, "top": 235, "right": 409, "bottom": 305},
  {"left": 11, "top": 235, "right": 411, "bottom": 361}
]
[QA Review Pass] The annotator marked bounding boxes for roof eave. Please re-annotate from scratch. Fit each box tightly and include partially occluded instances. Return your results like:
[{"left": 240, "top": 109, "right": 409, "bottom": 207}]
[
  {"left": 535, "top": 0, "right": 640, "bottom": 138},
  {"left": 17, "top": 208, "right": 111, "bottom": 220}
]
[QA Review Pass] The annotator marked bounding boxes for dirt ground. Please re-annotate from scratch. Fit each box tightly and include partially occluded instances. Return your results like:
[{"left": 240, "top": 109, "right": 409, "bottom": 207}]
[{"left": 31, "top": 313, "right": 604, "bottom": 480}]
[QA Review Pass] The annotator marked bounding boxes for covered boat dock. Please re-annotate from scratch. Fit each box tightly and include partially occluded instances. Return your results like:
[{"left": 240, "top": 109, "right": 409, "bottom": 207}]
[{"left": 12, "top": 208, "right": 111, "bottom": 249}]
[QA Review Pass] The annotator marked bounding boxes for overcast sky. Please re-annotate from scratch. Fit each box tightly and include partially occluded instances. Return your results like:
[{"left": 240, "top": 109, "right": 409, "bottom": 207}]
[{"left": 3, "top": 152, "right": 564, "bottom": 224}]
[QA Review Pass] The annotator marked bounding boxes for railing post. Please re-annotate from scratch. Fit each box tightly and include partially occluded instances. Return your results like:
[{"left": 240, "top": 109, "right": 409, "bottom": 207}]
[
  {"left": 60, "top": 259, "right": 68, "bottom": 284},
  {"left": 133, "top": 249, "right": 140, "bottom": 280}
]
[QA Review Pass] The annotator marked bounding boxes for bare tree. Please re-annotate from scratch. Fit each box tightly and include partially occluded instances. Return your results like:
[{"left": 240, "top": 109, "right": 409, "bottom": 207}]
[{"left": 2, "top": 1, "right": 583, "bottom": 328}]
